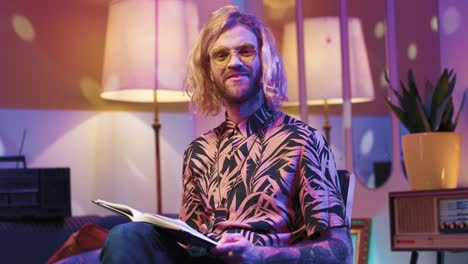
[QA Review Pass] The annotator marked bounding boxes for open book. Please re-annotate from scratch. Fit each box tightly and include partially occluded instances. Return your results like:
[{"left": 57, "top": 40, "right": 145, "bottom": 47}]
[{"left": 92, "top": 199, "right": 218, "bottom": 248}]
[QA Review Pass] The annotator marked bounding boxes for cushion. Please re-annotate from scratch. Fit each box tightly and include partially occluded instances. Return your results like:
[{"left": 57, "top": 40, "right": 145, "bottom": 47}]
[
  {"left": 46, "top": 223, "right": 109, "bottom": 264},
  {"left": 54, "top": 249, "right": 102, "bottom": 264}
]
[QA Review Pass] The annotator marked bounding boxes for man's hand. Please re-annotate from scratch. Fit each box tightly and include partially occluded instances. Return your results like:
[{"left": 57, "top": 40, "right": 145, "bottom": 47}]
[
  {"left": 210, "top": 233, "right": 263, "bottom": 264},
  {"left": 208, "top": 227, "right": 352, "bottom": 264}
]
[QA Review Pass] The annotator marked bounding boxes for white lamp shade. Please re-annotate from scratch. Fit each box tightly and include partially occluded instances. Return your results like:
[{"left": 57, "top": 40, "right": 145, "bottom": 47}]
[
  {"left": 283, "top": 17, "right": 374, "bottom": 105},
  {"left": 101, "top": 0, "right": 198, "bottom": 103}
]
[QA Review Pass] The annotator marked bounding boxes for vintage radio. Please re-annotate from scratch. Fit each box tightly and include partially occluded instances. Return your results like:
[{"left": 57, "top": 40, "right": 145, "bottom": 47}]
[
  {"left": 390, "top": 188, "right": 468, "bottom": 250},
  {"left": 0, "top": 168, "right": 71, "bottom": 219}
]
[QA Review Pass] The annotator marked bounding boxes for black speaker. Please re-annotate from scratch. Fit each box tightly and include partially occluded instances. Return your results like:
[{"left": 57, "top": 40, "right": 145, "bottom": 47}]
[{"left": 0, "top": 168, "right": 71, "bottom": 219}]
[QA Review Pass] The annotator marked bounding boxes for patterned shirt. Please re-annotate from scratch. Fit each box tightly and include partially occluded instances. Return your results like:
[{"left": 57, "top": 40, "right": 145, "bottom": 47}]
[{"left": 179, "top": 104, "right": 347, "bottom": 246}]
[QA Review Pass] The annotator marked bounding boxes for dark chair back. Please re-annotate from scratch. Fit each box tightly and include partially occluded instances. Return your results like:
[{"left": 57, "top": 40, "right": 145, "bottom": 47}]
[{"left": 337, "top": 170, "right": 355, "bottom": 224}]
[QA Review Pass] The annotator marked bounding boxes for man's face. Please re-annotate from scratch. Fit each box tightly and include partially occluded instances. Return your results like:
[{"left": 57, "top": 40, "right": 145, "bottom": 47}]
[{"left": 209, "top": 25, "right": 262, "bottom": 104}]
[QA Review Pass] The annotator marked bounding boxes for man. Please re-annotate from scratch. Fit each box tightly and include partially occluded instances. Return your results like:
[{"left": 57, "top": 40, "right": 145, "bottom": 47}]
[{"left": 101, "top": 5, "right": 352, "bottom": 263}]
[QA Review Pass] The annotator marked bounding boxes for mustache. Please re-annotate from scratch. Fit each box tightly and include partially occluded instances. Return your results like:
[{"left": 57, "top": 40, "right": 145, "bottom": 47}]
[{"left": 224, "top": 68, "right": 249, "bottom": 79}]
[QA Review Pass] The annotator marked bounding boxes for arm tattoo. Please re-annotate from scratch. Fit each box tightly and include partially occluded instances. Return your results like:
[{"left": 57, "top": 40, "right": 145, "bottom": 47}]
[
  {"left": 298, "top": 239, "right": 346, "bottom": 264},
  {"left": 262, "top": 227, "right": 352, "bottom": 264},
  {"left": 329, "top": 230, "right": 352, "bottom": 261}
]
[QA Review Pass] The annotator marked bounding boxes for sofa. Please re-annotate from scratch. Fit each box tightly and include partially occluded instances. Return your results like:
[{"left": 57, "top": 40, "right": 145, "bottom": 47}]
[{"left": 0, "top": 215, "right": 130, "bottom": 264}]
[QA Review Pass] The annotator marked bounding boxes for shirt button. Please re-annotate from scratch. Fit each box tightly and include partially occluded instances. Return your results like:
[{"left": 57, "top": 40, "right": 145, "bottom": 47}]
[{"left": 233, "top": 147, "right": 238, "bottom": 152}]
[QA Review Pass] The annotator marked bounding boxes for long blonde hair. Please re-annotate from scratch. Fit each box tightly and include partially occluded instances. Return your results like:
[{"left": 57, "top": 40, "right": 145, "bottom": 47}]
[{"left": 185, "top": 5, "right": 287, "bottom": 116}]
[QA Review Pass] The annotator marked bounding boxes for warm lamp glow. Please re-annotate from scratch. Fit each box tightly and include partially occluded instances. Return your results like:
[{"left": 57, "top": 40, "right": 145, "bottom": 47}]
[
  {"left": 283, "top": 17, "right": 374, "bottom": 106},
  {"left": 100, "top": 0, "right": 198, "bottom": 102},
  {"left": 101, "top": 89, "right": 189, "bottom": 103}
]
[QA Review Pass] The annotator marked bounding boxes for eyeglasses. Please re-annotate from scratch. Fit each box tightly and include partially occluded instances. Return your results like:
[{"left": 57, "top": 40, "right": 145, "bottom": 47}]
[{"left": 209, "top": 43, "right": 257, "bottom": 66}]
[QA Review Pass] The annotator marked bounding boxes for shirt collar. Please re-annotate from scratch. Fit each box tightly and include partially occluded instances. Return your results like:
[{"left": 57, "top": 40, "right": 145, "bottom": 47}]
[{"left": 224, "top": 104, "right": 275, "bottom": 137}]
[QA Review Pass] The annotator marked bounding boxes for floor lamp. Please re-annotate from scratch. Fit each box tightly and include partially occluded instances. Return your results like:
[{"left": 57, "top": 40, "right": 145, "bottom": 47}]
[
  {"left": 100, "top": 0, "right": 197, "bottom": 213},
  {"left": 282, "top": 17, "right": 375, "bottom": 144}
]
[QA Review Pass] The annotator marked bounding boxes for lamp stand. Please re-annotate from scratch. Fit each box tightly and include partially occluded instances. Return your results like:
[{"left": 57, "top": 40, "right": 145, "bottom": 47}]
[
  {"left": 323, "top": 99, "right": 331, "bottom": 144},
  {"left": 153, "top": 90, "right": 162, "bottom": 214}
]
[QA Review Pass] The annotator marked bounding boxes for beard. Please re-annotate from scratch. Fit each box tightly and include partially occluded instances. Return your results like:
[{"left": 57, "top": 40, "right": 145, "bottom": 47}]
[{"left": 215, "top": 66, "right": 262, "bottom": 104}]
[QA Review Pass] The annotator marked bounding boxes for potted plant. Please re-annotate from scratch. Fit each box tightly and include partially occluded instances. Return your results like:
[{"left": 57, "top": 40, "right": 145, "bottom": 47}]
[{"left": 385, "top": 68, "right": 466, "bottom": 190}]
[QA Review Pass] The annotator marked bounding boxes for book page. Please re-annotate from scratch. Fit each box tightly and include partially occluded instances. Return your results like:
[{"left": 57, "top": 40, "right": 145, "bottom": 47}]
[
  {"left": 139, "top": 213, "right": 218, "bottom": 246},
  {"left": 92, "top": 199, "right": 218, "bottom": 247},
  {"left": 92, "top": 199, "right": 142, "bottom": 220},
  {"left": 136, "top": 213, "right": 180, "bottom": 230}
]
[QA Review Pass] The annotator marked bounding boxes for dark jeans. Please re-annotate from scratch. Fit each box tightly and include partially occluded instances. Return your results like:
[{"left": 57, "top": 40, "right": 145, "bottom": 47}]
[{"left": 100, "top": 222, "right": 223, "bottom": 264}]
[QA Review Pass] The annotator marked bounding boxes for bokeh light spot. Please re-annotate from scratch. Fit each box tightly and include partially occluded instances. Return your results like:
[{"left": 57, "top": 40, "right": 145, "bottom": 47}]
[
  {"left": 441, "top": 6, "right": 461, "bottom": 35},
  {"left": 430, "top": 16, "right": 438, "bottom": 32},
  {"left": 11, "top": 14, "right": 35, "bottom": 42},
  {"left": 380, "top": 71, "right": 388, "bottom": 88},
  {"left": 374, "top": 21, "right": 385, "bottom": 39},
  {"left": 407, "top": 43, "right": 418, "bottom": 60}
]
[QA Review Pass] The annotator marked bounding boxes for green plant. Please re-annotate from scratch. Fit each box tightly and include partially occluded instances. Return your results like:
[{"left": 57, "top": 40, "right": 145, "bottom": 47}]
[{"left": 385, "top": 68, "right": 466, "bottom": 133}]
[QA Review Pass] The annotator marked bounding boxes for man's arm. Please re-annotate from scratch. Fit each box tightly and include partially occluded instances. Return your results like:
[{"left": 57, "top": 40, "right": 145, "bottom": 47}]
[
  {"left": 211, "top": 226, "right": 352, "bottom": 264},
  {"left": 178, "top": 144, "right": 207, "bottom": 230}
]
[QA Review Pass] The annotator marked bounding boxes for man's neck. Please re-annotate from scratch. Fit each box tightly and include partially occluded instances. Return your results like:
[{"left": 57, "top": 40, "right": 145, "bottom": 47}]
[{"left": 225, "top": 90, "right": 264, "bottom": 124}]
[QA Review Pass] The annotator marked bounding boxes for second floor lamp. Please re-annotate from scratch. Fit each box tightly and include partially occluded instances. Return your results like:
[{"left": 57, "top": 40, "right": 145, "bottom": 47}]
[{"left": 283, "top": 16, "right": 375, "bottom": 144}]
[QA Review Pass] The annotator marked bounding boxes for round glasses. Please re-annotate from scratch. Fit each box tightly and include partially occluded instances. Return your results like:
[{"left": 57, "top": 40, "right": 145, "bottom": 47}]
[{"left": 209, "top": 43, "right": 257, "bottom": 66}]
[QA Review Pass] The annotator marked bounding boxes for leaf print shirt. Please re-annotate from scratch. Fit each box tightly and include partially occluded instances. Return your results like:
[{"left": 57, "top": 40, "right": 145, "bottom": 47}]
[{"left": 179, "top": 104, "right": 347, "bottom": 246}]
